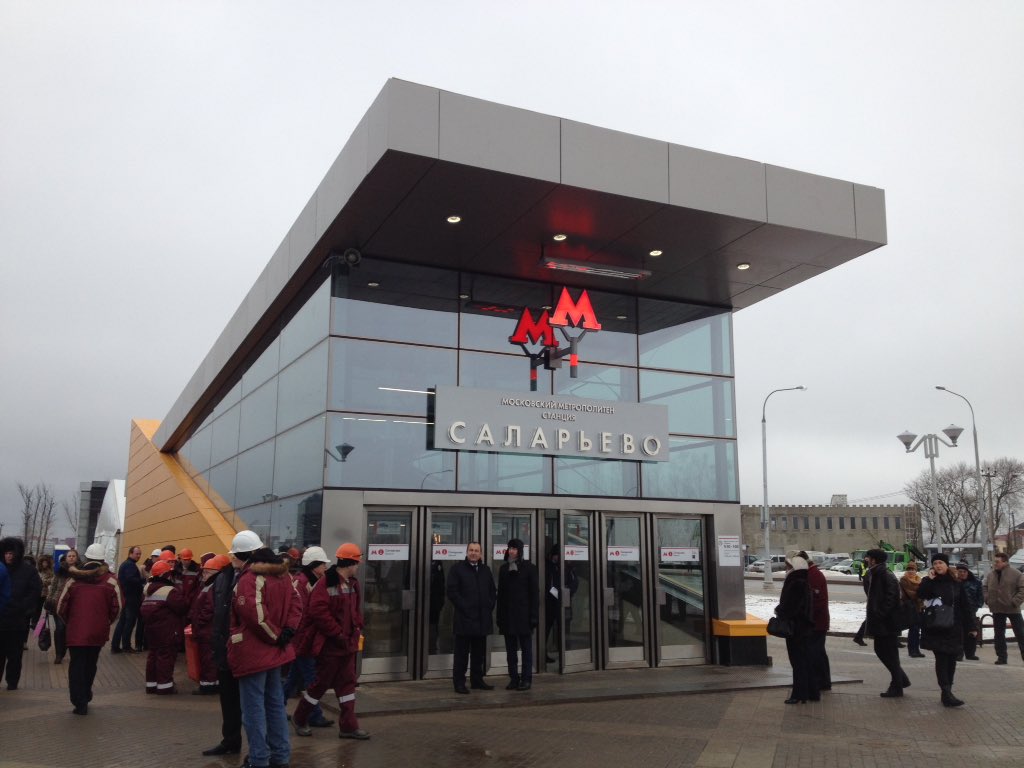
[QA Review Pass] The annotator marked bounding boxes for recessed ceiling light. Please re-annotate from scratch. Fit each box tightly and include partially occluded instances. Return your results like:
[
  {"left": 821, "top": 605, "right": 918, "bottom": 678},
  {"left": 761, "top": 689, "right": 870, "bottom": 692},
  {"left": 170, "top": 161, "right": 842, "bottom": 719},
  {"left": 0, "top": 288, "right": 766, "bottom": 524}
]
[
  {"left": 649, "top": 249, "right": 663, "bottom": 257},
  {"left": 552, "top": 233, "right": 567, "bottom": 241},
  {"left": 459, "top": 293, "right": 470, "bottom": 299},
  {"left": 367, "top": 281, "right": 380, "bottom": 288},
  {"left": 541, "top": 305, "right": 552, "bottom": 310},
  {"left": 447, "top": 215, "right": 462, "bottom": 224},
  {"left": 616, "top": 315, "right": 628, "bottom": 320},
  {"left": 736, "top": 263, "right": 751, "bottom": 271}
]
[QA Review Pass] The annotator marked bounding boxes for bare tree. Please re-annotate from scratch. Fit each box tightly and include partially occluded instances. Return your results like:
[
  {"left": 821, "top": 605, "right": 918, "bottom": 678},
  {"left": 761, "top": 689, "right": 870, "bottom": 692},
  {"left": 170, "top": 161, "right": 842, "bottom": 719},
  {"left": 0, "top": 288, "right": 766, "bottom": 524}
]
[
  {"left": 905, "top": 458, "right": 1024, "bottom": 546},
  {"left": 18, "top": 482, "right": 57, "bottom": 557},
  {"left": 61, "top": 493, "right": 80, "bottom": 538}
]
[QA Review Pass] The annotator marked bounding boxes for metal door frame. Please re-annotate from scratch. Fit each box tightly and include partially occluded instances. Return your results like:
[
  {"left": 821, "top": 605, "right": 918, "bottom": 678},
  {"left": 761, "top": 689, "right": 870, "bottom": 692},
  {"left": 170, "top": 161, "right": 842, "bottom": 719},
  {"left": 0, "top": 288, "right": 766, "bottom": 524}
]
[
  {"left": 485, "top": 508, "right": 538, "bottom": 675},
  {"left": 551, "top": 508, "right": 597, "bottom": 674},
  {"left": 650, "top": 514, "right": 711, "bottom": 667},
  {"left": 597, "top": 511, "right": 652, "bottom": 670},
  {"left": 419, "top": 506, "right": 481, "bottom": 680},
  {"left": 360, "top": 506, "right": 419, "bottom": 682}
]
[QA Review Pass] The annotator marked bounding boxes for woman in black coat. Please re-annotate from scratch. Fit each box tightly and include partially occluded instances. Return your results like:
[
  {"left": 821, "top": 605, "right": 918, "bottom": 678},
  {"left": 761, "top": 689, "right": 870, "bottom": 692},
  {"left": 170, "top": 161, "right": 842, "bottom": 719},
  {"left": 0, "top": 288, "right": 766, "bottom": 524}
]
[
  {"left": 917, "top": 553, "right": 977, "bottom": 707},
  {"left": 775, "top": 555, "right": 818, "bottom": 704}
]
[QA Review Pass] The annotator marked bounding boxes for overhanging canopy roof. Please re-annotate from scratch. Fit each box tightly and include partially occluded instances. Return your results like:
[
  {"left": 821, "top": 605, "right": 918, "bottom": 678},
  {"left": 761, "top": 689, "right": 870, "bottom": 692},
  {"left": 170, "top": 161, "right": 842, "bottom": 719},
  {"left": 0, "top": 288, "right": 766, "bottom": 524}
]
[{"left": 155, "top": 79, "right": 885, "bottom": 450}]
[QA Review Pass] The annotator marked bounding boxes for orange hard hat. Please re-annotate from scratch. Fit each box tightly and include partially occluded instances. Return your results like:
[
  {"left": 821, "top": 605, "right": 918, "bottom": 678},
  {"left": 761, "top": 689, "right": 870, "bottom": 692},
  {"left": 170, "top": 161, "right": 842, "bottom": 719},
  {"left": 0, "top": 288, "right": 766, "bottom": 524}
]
[
  {"left": 159, "top": 550, "right": 177, "bottom": 562},
  {"left": 336, "top": 543, "right": 362, "bottom": 562},
  {"left": 179, "top": 548, "right": 193, "bottom": 560},
  {"left": 151, "top": 561, "right": 174, "bottom": 578},
  {"left": 204, "top": 554, "right": 231, "bottom": 571}
]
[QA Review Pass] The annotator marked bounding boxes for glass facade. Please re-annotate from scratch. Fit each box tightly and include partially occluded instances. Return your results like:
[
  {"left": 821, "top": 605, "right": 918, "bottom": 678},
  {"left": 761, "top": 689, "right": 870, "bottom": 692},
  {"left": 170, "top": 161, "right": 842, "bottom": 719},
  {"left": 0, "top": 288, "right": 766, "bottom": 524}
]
[{"left": 177, "top": 256, "right": 739, "bottom": 539}]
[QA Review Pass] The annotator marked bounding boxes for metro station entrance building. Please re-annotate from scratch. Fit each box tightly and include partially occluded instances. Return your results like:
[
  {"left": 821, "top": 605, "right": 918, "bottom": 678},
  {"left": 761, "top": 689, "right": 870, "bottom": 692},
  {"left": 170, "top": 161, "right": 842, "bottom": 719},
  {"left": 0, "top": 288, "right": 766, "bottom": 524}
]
[{"left": 125, "top": 80, "right": 886, "bottom": 681}]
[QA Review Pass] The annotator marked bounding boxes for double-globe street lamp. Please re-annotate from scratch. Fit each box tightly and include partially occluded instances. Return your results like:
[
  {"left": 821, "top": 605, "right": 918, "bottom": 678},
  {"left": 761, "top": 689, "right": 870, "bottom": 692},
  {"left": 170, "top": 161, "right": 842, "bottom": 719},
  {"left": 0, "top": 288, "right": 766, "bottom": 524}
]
[
  {"left": 762, "top": 385, "right": 806, "bottom": 589},
  {"left": 936, "top": 386, "right": 991, "bottom": 570},
  {"left": 897, "top": 425, "right": 962, "bottom": 548}
]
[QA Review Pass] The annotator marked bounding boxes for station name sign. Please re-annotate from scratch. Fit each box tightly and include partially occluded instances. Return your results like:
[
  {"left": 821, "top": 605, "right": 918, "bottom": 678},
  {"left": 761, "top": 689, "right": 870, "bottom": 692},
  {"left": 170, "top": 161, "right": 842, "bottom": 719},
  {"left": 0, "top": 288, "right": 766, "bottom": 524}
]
[{"left": 432, "top": 385, "right": 669, "bottom": 462}]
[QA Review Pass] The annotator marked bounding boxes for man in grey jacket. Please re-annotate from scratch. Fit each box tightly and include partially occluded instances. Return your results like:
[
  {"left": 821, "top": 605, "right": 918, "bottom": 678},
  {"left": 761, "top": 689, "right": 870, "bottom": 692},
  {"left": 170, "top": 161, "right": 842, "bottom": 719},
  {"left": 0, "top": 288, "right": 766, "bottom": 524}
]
[{"left": 983, "top": 552, "right": 1024, "bottom": 665}]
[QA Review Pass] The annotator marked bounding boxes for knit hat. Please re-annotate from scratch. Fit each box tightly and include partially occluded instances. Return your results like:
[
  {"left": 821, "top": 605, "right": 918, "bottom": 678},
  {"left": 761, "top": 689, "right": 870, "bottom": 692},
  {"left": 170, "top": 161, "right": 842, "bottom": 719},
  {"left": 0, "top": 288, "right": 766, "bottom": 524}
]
[
  {"left": 905, "top": 561, "right": 918, "bottom": 571},
  {"left": 787, "top": 555, "right": 808, "bottom": 571},
  {"left": 931, "top": 553, "right": 950, "bottom": 565},
  {"left": 955, "top": 560, "right": 971, "bottom": 571}
]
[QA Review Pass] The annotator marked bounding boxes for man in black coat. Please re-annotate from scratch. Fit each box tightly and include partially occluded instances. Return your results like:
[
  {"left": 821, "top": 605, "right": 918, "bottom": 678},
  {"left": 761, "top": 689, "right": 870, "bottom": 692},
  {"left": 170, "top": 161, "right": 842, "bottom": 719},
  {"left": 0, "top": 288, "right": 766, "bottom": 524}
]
[
  {"left": 111, "top": 546, "right": 144, "bottom": 653},
  {"left": 497, "top": 538, "right": 539, "bottom": 691},
  {"left": 446, "top": 541, "right": 496, "bottom": 694},
  {"left": 863, "top": 548, "right": 910, "bottom": 697},
  {"left": 0, "top": 537, "right": 43, "bottom": 690},
  {"left": 200, "top": 557, "right": 243, "bottom": 756}
]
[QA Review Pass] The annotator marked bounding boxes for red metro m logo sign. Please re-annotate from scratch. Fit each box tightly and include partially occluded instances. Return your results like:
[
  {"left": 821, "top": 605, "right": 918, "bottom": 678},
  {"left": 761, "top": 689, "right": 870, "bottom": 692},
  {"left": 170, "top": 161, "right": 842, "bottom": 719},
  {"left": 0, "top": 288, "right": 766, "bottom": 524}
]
[{"left": 509, "top": 288, "right": 601, "bottom": 390}]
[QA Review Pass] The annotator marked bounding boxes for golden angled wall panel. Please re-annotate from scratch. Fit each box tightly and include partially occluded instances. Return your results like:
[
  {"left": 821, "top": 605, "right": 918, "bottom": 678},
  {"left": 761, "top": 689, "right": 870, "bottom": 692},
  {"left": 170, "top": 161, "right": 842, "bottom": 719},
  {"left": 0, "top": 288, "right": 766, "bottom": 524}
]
[{"left": 122, "top": 419, "right": 241, "bottom": 561}]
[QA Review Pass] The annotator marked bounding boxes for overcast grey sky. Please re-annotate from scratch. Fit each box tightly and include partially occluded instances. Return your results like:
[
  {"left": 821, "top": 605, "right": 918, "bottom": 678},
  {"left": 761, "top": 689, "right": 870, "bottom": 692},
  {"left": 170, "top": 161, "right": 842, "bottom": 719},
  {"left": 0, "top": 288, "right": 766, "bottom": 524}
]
[{"left": 2, "top": 1, "right": 1022, "bottom": 536}]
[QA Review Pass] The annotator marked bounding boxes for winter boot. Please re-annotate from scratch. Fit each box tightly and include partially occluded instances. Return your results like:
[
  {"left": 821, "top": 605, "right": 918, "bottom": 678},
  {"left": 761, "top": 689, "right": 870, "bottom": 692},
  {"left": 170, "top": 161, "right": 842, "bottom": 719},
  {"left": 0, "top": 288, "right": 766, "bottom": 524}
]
[
  {"left": 940, "top": 686, "right": 964, "bottom": 707},
  {"left": 879, "top": 683, "right": 903, "bottom": 698}
]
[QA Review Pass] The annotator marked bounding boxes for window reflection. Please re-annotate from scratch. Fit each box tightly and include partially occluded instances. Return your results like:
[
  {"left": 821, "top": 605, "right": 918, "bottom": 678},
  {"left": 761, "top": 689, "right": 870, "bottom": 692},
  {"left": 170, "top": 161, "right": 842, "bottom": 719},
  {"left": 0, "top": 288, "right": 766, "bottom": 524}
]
[
  {"left": 234, "top": 491, "right": 322, "bottom": 551},
  {"left": 640, "top": 371, "right": 735, "bottom": 437},
  {"left": 554, "top": 362, "right": 637, "bottom": 402},
  {"left": 638, "top": 300, "right": 732, "bottom": 375},
  {"left": 459, "top": 350, "right": 550, "bottom": 394},
  {"left": 273, "top": 416, "right": 326, "bottom": 498},
  {"left": 555, "top": 457, "right": 637, "bottom": 497},
  {"left": 458, "top": 451, "right": 550, "bottom": 494},
  {"left": 641, "top": 437, "right": 737, "bottom": 501},
  {"left": 277, "top": 341, "right": 328, "bottom": 432},
  {"left": 330, "top": 338, "right": 457, "bottom": 417},
  {"left": 326, "top": 413, "right": 454, "bottom": 490}
]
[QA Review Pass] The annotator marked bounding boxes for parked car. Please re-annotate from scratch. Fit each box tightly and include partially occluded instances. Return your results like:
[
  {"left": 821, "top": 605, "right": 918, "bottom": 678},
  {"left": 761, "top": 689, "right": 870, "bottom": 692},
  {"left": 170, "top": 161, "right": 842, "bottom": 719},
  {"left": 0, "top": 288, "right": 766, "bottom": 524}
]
[
  {"left": 747, "top": 559, "right": 787, "bottom": 573},
  {"left": 827, "top": 559, "right": 857, "bottom": 574}
]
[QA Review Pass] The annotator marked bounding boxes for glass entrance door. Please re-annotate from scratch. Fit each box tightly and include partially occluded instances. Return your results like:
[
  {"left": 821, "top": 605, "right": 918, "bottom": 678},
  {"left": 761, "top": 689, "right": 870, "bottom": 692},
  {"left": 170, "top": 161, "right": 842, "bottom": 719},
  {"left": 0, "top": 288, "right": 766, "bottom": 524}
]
[
  {"left": 654, "top": 516, "right": 707, "bottom": 664},
  {"left": 487, "top": 510, "right": 535, "bottom": 670},
  {"left": 557, "top": 511, "right": 594, "bottom": 671},
  {"left": 601, "top": 513, "right": 649, "bottom": 667},
  {"left": 423, "top": 508, "right": 477, "bottom": 677},
  {"left": 362, "top": 509, "right": 416, "bottom": 679}
]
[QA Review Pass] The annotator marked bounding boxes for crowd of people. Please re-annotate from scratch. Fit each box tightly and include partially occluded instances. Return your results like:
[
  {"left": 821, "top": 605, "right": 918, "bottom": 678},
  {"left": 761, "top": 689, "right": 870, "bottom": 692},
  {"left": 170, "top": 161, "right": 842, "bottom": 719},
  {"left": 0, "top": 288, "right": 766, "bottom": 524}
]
[
  {"left": 774, "top": 548, "right": 1024, "bottom": 708},
  {"left": 1, "top": 532, "right": 546, "bottom": 763}
]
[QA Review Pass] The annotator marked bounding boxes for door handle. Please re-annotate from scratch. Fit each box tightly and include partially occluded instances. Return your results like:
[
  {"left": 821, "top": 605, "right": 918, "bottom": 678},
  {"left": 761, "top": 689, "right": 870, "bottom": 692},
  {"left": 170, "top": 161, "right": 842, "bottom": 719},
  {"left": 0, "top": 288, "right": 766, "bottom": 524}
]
[
  {"left": 401, "top": 590, "right": 414, "bottom": 610},
  {"left": 604, "top": 587, "right": 615, "bottom": 607},
  {"left": 657, "top": 588, "right": 667, "bottom": 606}
]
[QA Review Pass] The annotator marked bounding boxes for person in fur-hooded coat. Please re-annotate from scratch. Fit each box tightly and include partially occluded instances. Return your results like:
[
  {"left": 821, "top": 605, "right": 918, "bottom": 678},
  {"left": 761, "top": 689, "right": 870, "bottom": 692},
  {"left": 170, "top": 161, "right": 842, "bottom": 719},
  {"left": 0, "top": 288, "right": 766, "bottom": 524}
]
[{"left": 56, "top": 548, "right": 121, "bottom": 714}]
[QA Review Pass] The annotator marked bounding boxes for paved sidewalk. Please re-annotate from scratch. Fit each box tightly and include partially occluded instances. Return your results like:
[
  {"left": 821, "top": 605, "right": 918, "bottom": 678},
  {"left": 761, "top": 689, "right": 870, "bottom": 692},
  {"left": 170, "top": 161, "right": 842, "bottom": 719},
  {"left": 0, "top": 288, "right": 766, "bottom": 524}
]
[{"left": 1, "top": 636, "right": 1021, "bottom": 768}]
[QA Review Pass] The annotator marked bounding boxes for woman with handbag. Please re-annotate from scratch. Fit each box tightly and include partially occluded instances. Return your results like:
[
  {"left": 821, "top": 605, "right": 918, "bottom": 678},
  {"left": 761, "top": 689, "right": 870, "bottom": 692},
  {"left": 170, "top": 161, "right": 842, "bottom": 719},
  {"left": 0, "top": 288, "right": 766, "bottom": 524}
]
[
  {"left": 45, "top": 549, "right": 78, "bottom": 663},
  {"left": 774, "top": 555, "right": 818, "bottom": 704},
  {"left": 917, "top": 553, "right": 977, "bottom": 707}
]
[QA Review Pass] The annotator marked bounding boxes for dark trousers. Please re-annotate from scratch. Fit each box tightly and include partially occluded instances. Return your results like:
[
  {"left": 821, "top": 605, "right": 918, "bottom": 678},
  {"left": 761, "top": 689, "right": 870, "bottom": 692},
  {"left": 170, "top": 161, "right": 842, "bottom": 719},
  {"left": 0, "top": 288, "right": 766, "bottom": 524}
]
[
  {"left": 933, "top": 651, "right": 957, "bottom": 688},
  {"left": 0, "top": 629, "right": 28, "bottom": 689},
  {"left": 134, "top": 613, "right": 146, "bottom": 650},
  {"left": 785, "top": 635, "right": 819, "bottom": 700},
  {"left": 68, "top": 646, "right": 101, "bottom": 707},
  {"left": 112, "top": 597, "right": 141, "bottom": 651},
  {"left": 962, "top": 618, "right": 979, "bottom": 658},
  {"left": 906, "top": 621, "right": 921, "bottom": 655},
  {"left": 53, "top": 616, "right": 68, "bottom": 661},
  {"left": 873, "top": 634, "right": 906, "bottom": 688},
  {"left": 808, "top": 630, "right": 831, "bottom": 689},
  {"left": 992, "top": 612, "right": 1024, "bottom": 660},
  {"left": 503, "top": 633, "right": 533, "bottom": 684},
  {"left": 217, "top": 668, "right": 243, "bottom": 750},
  {"left": 452, "top": 634, "right": 486, "bottom": 687}
]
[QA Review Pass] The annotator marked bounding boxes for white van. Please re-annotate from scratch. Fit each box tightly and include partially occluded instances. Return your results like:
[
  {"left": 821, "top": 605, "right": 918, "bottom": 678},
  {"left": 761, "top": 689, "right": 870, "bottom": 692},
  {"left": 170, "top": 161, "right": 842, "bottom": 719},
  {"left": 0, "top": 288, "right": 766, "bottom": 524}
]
[{"left": 1008, "top": 550, "right": 1024, "bottom": 571}]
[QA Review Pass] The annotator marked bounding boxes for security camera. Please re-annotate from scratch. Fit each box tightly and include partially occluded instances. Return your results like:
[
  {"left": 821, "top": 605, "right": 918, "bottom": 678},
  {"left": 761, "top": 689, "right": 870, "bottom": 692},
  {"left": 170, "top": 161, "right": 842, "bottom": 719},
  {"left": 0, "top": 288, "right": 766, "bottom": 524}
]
[{"left": 342, "top": 248, "right": 361, "bottom": 266}]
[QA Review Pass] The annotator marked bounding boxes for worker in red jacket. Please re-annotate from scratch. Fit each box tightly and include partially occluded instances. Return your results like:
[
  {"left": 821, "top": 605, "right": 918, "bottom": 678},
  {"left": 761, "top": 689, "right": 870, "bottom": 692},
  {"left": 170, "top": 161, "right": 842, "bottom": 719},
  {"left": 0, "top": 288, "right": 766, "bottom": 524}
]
[
  {"left": 141, "top": 560, "right": 189, "bottom": 694},
  {"left": 189, "top": 554, "right": 230, "bottom": 695},
  {"left": 56, "top": 543, "right": 122, "bottom": 715},
  {"left": 291, "top": 543, "right": 368, "bottom": 740},
  {"left": 228, "top": 531, "right": 303, "bottom": 768}
]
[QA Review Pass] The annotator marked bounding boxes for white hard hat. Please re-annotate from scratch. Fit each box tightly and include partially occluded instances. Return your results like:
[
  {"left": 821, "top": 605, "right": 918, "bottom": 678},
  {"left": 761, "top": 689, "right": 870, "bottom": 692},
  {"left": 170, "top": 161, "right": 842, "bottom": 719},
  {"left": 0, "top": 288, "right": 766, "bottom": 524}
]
[
  {"left": 151, "top": 549, "right": 162, "bottom": 557},
  {"left": 84, "top": 543, "right": 106, "bottom": 561},
  {"left": 229, "top": 530, "right": 264, "bottom": 555},
  {"left": 302, "top": 546, "right": 329, "bottom": 566}
]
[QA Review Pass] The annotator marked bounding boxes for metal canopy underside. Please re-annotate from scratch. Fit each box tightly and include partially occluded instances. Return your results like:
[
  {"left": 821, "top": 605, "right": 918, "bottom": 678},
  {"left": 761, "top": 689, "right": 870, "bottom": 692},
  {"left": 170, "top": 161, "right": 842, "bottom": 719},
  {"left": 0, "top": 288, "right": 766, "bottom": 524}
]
[{"left": 154, "top": 79, "right": 886, "bottom": 450}]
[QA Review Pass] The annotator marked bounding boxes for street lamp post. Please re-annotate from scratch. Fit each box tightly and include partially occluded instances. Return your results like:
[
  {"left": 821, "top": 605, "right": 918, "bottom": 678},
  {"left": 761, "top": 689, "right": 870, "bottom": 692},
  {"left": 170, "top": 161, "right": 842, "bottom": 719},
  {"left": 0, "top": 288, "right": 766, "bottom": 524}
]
[
  {"left": 897, "top": 426, "right": 962, "bottom": 549},
  {"left": 761, "top": 385, "right": 806, "bottom": 589},
  {"left": 936, "top": 386, "right": 990, "bottom": 570}
]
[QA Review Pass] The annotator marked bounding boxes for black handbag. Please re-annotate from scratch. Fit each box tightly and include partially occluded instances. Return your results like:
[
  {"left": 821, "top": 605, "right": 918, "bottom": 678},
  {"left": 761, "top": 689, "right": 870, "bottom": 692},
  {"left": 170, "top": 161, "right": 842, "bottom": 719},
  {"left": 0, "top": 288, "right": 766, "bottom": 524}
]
[
  {"left": 38, "top": 618, "right": 52, "bottom": 652},
  {"left": 767, "top": 616, "right": 794, "bottom": 638},
  {"left": 921, "top": 603, "right": 954, "bottom": 630}
]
